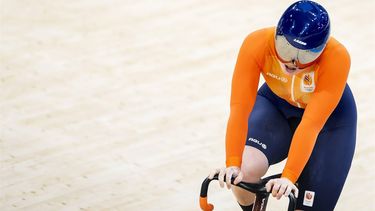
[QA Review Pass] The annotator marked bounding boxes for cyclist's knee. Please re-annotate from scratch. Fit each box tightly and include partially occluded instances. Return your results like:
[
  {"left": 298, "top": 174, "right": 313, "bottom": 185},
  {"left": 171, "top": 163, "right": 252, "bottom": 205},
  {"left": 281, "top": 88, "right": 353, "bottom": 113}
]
[
  {"left": 241, "top": 162, "right": 267, "bottom": 183},
  {"left": 241, "top": 146, "right": 269, "bottom": 183}
]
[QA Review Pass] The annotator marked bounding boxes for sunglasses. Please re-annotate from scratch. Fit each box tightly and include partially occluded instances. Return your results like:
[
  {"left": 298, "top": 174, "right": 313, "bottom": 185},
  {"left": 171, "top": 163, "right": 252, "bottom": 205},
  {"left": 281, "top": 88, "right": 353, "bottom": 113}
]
[{"left": 275, "top": 35, "right": 325, "bottom": 70}]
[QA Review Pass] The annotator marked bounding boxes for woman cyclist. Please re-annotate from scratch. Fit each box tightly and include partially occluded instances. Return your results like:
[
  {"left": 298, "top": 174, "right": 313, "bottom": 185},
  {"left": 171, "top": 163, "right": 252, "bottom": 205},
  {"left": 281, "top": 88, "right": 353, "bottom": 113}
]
[{"left": 208, "top": 1, "right": 357, "bottom": 210}]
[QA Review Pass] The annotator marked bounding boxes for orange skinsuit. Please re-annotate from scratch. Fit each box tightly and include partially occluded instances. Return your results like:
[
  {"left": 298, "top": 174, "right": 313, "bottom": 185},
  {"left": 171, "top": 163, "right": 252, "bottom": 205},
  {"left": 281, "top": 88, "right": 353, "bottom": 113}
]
[{"left": 225, "top": 27, "right": 351, "bottom": 183}]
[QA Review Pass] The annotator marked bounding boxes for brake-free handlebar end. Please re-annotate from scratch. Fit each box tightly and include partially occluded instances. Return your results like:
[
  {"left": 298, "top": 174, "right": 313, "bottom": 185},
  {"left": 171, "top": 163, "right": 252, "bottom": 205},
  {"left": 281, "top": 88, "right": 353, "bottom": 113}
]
[{"left": 200, "top": 196, "right": 214, "bottom": 211}]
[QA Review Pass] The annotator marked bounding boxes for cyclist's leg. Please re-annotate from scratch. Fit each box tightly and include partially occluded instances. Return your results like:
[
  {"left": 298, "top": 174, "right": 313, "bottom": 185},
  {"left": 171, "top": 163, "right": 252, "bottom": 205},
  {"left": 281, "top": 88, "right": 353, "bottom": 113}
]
[
  {"left": 232, "top": 93, "right": 293, "bottom": 207},
  {"left": 295, "top": 125, "right": 356, "bottom": 211},
  {"left": 232, "top": 146, "right": 269, "bottom": 206}
]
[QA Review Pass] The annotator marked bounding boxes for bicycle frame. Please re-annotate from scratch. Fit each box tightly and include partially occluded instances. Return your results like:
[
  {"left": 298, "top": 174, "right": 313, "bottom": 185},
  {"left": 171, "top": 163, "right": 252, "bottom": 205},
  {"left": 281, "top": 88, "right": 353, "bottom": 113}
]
[{"left": 199, "top": 173, "right": 297, "bottom": 211}]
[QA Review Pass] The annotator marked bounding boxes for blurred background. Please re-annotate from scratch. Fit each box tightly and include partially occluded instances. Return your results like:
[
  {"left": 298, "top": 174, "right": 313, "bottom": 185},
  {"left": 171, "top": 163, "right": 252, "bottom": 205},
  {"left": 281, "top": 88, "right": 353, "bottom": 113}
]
[{"left": 1, "top": 0, "right": 374, "bottom": 210}]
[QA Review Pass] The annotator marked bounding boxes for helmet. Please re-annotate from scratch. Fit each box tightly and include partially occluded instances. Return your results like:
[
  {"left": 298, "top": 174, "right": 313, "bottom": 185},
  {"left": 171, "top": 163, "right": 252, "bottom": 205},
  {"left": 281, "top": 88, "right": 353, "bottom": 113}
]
[{"left": 275, "top": 0, "right": 330, "bottom": 67}]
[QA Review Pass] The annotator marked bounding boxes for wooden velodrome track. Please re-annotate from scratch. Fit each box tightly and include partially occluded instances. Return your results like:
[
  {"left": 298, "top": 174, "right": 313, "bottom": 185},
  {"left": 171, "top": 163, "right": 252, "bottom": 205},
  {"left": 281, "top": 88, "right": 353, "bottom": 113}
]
[{"left": 1, "top": 0, "right": 374, "bottom": 210}]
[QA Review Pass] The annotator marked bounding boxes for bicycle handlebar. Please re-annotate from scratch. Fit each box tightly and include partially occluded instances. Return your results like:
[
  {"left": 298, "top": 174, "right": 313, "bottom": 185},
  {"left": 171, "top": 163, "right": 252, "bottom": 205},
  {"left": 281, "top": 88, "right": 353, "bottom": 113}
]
[{"left": 199, "top": 173, "right": 297, "bottom": 211}]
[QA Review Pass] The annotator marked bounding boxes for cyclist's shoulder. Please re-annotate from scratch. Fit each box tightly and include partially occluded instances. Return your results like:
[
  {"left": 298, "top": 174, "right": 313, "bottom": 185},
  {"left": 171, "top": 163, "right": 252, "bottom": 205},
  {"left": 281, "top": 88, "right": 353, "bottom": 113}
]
[
  {"left": 322, "top": 37, "right": 350, "bottom": 60},
  {"left": 244, "top": 27, "right": 275, "bottom": 42},
  {"left": 240, "top": 27, "right": 275, "bottom": 55}
]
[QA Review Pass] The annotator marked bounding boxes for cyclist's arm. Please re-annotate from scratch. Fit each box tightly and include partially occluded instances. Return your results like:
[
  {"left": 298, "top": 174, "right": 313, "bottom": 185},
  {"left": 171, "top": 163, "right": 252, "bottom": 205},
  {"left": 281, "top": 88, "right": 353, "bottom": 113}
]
[
  {"left": 225, "top": 32, "right": 264, "bottom": 167},
  {"left": 282, "top": 44, "right": 351, "bottom": 183}
]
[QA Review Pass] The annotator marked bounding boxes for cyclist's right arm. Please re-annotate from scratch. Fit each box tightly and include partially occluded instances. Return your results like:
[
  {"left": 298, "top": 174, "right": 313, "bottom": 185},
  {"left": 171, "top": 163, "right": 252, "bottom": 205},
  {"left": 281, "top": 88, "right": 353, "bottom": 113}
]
[
  {"left": 225, "top": 32, "right": 262, "bottom": 168},
  {"left": 208, "top": 29, "right": 267, "bottom": 188}
]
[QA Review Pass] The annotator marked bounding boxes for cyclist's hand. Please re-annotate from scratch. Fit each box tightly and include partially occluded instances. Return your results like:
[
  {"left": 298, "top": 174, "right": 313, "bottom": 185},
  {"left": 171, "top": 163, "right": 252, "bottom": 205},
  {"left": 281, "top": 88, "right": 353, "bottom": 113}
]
[
  {"left": 208, "top": 166, "right": 243, "bottom": 189},
  {"left": 265, "top": 177, "right": 298, "bottom": 200}
]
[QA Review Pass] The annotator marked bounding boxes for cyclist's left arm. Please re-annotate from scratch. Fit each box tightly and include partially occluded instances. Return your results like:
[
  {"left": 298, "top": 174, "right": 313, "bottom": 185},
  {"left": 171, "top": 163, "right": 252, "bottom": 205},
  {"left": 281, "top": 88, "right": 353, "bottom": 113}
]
[{"left": 282, "top": 44, "right": 351, "bottom": 183}]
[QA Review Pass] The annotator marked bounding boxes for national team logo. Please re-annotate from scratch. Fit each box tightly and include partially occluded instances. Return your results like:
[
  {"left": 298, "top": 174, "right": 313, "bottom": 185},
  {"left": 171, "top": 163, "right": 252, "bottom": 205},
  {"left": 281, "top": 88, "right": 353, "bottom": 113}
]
[
  {"left": 303, "top": 190, "right": 315, "bottom": 207},
  {"left": 303, "top": 74, "right": 312, "bottom": 86},
  {"left": 300, "top": 72, "right": 315, "bottom": 93}
]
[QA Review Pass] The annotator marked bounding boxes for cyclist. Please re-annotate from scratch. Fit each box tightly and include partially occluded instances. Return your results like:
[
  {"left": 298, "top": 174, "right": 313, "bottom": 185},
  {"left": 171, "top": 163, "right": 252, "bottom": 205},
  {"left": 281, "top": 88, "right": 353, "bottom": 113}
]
[{"left": 208, "top": 1, "right": 357, "bottom": 210}]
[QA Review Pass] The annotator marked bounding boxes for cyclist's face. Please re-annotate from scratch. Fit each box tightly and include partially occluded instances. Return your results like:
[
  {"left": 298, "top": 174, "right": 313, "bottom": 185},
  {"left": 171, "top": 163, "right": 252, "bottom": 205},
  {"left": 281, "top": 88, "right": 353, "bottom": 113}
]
[{"left": 275, "top": 35, "right": 325, "bottom": 74}]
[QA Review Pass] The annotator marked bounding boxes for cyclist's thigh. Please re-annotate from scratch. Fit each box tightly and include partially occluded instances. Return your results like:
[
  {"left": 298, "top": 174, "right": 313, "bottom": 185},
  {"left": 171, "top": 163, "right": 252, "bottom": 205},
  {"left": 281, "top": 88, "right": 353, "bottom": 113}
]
[
  {"left": 296, "top": 125, "right": 356, "bottom": 211},
  {"left": 245, "top": 94, "right": 292, "bottom": 165}
]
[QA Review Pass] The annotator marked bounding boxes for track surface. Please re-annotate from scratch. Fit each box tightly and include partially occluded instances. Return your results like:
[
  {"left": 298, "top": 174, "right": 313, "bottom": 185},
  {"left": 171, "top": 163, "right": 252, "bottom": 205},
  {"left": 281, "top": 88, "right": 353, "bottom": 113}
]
[{"left": 1, "top": 0, "right": 374, "bottom": 210}]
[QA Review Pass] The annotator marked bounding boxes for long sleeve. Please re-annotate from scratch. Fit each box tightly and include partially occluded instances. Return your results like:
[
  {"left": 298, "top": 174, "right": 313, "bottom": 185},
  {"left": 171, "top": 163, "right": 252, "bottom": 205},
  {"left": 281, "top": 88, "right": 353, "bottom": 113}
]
[
  {"left": 281, "top": 44, "right": 351, "bottom": 183},
  {"left": 225, "top": 31, "right": 266, "bottom": 167}
]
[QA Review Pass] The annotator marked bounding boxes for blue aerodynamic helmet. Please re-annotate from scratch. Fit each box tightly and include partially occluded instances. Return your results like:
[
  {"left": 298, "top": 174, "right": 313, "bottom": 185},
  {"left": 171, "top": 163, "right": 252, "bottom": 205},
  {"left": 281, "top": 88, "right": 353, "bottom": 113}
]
[{"left": 275, "top": 0, "right": 330, "bottom": 65}]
